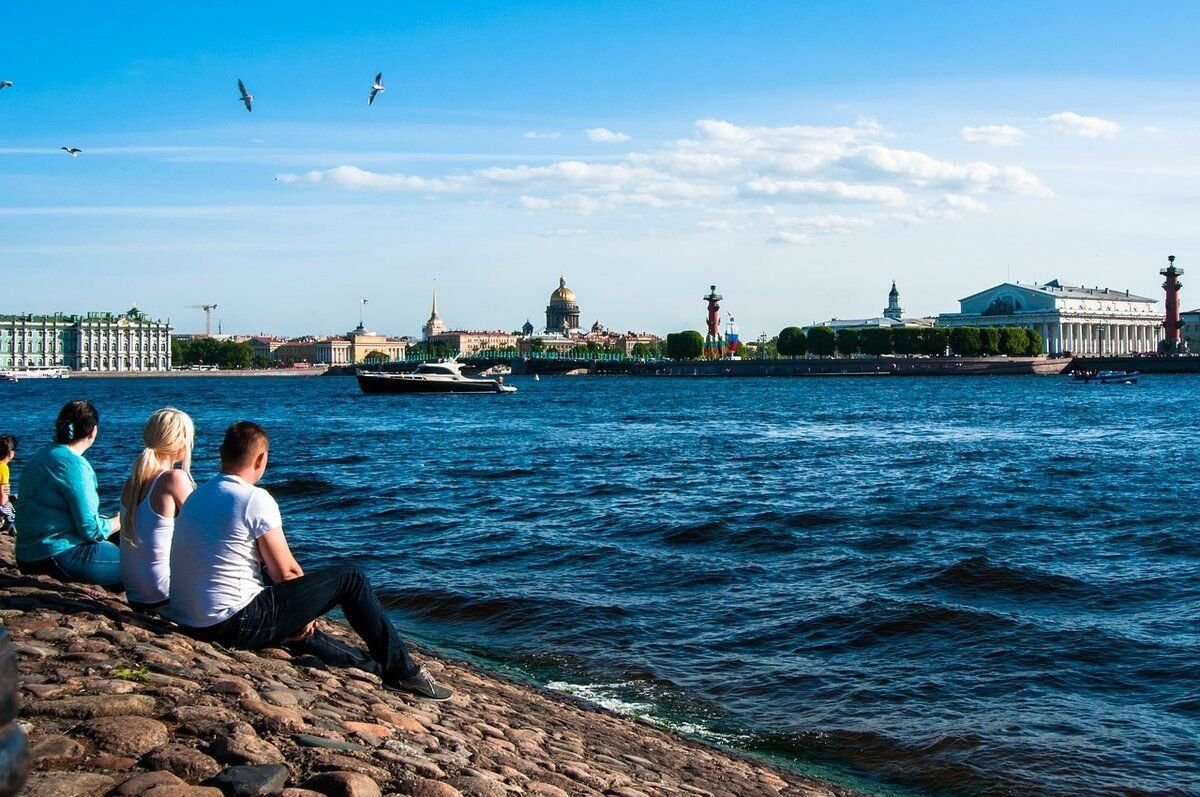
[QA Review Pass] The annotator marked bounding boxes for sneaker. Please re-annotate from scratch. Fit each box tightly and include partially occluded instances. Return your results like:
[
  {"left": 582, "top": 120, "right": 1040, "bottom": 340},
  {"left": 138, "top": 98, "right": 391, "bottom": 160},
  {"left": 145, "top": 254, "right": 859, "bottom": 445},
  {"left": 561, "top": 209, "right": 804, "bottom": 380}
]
[{"left": 390, "top": 665, "right": 452, "bottom": 701}]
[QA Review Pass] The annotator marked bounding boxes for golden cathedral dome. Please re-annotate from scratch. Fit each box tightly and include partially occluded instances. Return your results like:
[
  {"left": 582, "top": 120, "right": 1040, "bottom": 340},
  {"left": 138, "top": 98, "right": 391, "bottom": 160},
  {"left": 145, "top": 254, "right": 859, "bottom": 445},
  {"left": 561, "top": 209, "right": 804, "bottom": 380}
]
[{"left": 550, "top": 275, "right": 577, "bottom": 304}]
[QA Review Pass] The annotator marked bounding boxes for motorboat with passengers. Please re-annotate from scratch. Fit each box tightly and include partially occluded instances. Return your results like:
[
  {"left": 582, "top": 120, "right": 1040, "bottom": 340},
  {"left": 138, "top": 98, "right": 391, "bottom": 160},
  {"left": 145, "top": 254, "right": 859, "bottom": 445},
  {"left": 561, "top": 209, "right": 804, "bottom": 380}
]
[{"left": 356, "top": 359, "right": 517, "bottom": 394}]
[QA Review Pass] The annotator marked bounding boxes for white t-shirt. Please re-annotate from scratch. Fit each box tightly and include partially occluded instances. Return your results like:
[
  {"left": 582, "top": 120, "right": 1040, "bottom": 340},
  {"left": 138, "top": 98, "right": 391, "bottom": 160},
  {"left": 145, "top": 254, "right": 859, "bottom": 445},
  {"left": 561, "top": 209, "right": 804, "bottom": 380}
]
[{"left": 168, "top": 473, "right": 283, "bottom": 628}]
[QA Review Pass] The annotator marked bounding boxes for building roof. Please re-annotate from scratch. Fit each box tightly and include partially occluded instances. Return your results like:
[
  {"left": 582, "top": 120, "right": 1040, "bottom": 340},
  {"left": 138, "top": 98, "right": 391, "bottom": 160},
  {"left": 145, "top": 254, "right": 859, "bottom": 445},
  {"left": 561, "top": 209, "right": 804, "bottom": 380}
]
[
  {"left": 549, "top": 275, "right": 577, "bottom": 304},
  {"left": 960, "top": 280, "right": 1156, "bottom": 304}
]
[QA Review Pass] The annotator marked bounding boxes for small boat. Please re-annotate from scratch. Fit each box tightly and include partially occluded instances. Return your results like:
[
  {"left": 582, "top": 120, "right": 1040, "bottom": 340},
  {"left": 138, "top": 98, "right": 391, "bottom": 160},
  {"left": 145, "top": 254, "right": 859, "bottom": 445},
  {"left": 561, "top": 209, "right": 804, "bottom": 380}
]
[
  {"left": 533, "top": 374, "right": 541, "bottom": 382},
  {"left": 356, "top": 360, "right": 517, "bottom": 395},
  {"left": 1072, "top": 369, "right": 1139, "bottom": 384},
  {"left": 0, "top": 366, "right": 70, "bottom": 382}
]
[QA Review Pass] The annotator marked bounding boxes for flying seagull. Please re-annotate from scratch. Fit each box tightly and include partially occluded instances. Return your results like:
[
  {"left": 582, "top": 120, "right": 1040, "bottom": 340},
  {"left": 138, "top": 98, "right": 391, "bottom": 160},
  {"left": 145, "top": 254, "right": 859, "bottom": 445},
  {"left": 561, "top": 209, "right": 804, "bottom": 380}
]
[
  {"left": 237, "top": 79, "right": 253, "bottom": 112},
  {"left": 368, "top": 72, "right": 384, "bottom": 106},
  {"left": 0, "top": 81, "right": 12, "bottom": 90},
  {"left": 61, "top": 147, "right": 82, "bottom": 157}
]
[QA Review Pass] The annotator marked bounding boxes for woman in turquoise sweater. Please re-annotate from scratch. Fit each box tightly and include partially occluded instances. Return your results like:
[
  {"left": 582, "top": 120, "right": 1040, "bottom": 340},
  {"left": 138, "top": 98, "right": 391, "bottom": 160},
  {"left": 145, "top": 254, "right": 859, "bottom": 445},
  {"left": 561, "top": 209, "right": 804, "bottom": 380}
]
[{"left": 15, "top": 401, "right": 123, "bottom": 587}]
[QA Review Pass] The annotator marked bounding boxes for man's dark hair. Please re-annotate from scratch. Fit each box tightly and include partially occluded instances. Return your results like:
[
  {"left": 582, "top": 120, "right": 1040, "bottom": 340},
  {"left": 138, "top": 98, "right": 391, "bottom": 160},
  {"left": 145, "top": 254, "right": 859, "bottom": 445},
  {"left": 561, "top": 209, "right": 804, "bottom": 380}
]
[
  {"left": 220, "top": 421, "right": 269, "bottom": 466},
  {"left": 0, "top": 435, "right": 17, "bottom": 458},
  {"left": 54, "top": 401, "right": 99, "bottom": 444}
]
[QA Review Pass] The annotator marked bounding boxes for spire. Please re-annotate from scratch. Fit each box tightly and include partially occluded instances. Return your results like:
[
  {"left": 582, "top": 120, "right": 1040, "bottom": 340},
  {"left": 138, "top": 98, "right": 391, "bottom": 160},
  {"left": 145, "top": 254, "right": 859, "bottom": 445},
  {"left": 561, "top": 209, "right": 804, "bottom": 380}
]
[
  {"left": 884, "top": 280, "right": 903, "bottom": 320},
  {"left": 430, "top": 281, "right": 439, "bottom": 318},
  {"left": 559, "top": 274, "right": 567, "bottom": 289}
]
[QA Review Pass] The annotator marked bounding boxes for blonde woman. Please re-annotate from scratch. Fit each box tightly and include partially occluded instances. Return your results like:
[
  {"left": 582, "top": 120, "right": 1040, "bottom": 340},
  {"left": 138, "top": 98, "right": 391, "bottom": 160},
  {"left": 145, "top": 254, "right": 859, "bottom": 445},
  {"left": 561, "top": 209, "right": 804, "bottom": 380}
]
[{"left": 119, "top": 408, "right": 195, "bottom": 612}]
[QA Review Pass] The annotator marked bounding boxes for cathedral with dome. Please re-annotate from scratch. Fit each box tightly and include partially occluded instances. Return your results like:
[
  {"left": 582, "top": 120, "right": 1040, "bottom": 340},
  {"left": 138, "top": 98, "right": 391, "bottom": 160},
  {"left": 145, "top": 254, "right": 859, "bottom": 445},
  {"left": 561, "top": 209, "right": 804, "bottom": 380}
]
[{"left": 545, "top": 275, "right": 582, "bottom": 334}]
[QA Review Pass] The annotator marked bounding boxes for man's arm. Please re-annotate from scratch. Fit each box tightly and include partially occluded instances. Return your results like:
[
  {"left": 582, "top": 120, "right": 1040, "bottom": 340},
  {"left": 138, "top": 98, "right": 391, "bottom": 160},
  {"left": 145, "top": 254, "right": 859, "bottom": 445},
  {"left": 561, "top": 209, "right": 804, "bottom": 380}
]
[
  {"left": 256, "top": 528, "right": 304, "bottom": 583},
  {"left": 256, "top": 529, "right": 315, "bottom": 639}
]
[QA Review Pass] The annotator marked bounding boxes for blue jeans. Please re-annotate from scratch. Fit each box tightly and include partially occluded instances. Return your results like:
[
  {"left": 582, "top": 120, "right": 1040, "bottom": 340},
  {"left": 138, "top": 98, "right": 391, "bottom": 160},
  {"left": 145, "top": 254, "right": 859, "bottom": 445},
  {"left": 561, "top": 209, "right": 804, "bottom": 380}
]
[
  {"left": 18, "top": 540, "right": 122, "bottom": 587},
  {"left": 197, "top": 565, "right": 418, "bottom": 684}
]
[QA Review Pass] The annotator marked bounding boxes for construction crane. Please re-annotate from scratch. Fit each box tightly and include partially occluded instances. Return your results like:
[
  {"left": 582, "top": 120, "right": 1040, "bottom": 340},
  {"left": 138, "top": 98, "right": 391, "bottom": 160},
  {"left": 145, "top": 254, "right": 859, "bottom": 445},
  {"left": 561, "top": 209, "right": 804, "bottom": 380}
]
[{"left": 185, "top": 304, "right": 218, "bottom": 336}]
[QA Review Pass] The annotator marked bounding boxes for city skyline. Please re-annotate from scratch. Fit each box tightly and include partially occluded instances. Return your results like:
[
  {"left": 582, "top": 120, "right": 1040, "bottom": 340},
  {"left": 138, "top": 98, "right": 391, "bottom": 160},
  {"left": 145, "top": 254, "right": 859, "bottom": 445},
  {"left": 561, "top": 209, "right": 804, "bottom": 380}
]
[{"left": 3, "top": 2, "right": 1200, "bottom": 336}]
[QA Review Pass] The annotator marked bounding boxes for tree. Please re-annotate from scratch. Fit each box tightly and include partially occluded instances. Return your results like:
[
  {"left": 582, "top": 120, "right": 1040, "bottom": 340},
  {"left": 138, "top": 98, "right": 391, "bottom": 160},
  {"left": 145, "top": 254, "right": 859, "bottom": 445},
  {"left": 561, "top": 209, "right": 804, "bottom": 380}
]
[
  {"left": 807, "top": 326, "right": 836, "bottom": 357},
  {"left": 919, "top": 328, "right": 950, "bottom": 356},
  {"left": 251, "top": 355, "right": 271, "bottom": 369},
  {"left": 893, "top": 328, "right": 924, "bottom": 356},
  {"left": 860, "top": 327, "right": 894, "bottom": 356},
  {"left": 777, "top": 327, "right": 807, "bottom": 357},
  {"left": 1024, "top": 328, "right": 1044, "bottom": 356},
  {"left": 171, "top": 339, "right": 190, "bottom": 366},
  {"left": 979, "top": 327, "right": 1001, "bottom": 355},
  {"left": 218, "top": 341, "right": 253, "bottom": 369},
  {"left": 666, "top": 331, "right": 704, "bottom": 360},
  {"left": 949, "top": 327, "right": 982, "bottom": 356},
  {"left": 528, "top": 338, "right": 547, "bottom": 353},
  {"left": 999, "top": 327, "right": 1028, "bottom": 356},
  {"left": 835, "top": 328, "right": 860, "bottom": 356}
]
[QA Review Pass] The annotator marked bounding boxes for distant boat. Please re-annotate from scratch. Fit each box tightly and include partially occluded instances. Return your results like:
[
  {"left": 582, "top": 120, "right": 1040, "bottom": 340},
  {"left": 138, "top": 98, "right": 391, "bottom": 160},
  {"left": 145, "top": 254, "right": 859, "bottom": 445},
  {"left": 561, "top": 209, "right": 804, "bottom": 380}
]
[
  {"left": 356, "top": 360, "right": 516, "bottom": 395},
  {"left": 1072, "top": 369, "right": 1139, "bottom": 384},
  {"left": 533, "top": 374, "right": 540, "bottom": 382},
  {"left": 0, "top": 366, "right": 70, "bottom": 382}
]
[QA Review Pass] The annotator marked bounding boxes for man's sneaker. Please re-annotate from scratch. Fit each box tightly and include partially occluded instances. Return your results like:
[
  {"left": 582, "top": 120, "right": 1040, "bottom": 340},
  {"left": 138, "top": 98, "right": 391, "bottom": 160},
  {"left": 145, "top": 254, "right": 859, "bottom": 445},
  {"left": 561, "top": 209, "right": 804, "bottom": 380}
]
[{"left": 391, "top": 666, "right": 452, "bottom": 701}]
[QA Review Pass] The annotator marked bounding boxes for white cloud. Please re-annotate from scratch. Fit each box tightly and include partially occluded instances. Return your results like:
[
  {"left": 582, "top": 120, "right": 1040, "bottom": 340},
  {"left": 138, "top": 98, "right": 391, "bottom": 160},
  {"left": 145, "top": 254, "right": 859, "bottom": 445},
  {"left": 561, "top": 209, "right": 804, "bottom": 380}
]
[
  {"left": 523, "top": 131, "right": 562, "bottom": 140},
  {"left": 275, "top": 165, "right": 464, "bottom": 192},
  {"left": 962, "top": 125, "right": 1029, "bottom": 146},
  {"left": 538, "top": 228, "right": 588, "bottom": 237},
  {"left": 697, "top": 219, "right": 734, "bottom": 232},
  {"left": 280, "top": 116, "right": 1051, "bottom": 241},
  {"left": 1044, "top": 111, "right": 1121, "bottom": 138},
  {"left": 743, "top": 178, "right": 907, "bottom": 205},
  {"left": 766, "top": 231, "right": 812, "bottom": 245},
  {"left": 585, "top": 128, "right": 632, "bottom": 143},
  {"left": 943, "top": 194, "right": 991, "bottom": 214}
]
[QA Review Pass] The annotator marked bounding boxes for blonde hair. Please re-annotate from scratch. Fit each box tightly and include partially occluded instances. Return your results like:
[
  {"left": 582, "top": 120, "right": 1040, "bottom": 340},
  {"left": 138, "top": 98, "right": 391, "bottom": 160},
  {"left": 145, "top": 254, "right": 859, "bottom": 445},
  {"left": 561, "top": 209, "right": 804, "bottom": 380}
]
[{"left": 122, "top": 407, "right": 195, "bottom": 544}]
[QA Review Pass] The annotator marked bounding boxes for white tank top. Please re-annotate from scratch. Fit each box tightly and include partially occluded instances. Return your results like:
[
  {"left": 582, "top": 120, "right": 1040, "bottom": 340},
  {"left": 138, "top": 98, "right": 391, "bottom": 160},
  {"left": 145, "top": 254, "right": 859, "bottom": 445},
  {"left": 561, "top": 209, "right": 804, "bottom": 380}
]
[{"left": 120, "top": 471, "right": 175, "bottom": 606}]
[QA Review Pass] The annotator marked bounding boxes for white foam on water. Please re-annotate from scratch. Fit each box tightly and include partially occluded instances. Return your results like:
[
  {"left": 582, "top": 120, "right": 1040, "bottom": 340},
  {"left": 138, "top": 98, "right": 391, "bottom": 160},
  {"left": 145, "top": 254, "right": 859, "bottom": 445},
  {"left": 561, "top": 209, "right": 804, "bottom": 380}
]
[{"left": 544, "top": 680, "right": 748, "bottom": 747}]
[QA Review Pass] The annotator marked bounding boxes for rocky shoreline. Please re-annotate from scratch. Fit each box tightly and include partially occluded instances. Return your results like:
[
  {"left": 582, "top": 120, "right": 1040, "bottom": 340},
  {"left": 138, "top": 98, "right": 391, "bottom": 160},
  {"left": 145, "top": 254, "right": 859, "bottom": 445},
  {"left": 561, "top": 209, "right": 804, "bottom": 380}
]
[{"left": 0, "top": 536, "right": 861, "bottom": 797}]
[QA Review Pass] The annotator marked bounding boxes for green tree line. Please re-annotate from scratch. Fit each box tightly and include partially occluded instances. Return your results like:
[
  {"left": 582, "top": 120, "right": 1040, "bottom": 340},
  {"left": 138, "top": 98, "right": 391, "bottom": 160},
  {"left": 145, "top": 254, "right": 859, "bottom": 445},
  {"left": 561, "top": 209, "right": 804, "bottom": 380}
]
[
  {"left": 660, "top": 326, "right": 1043, "bottom": 360},
  {"left": 171, "top": 338, "right": 257, "bottom": 369}
]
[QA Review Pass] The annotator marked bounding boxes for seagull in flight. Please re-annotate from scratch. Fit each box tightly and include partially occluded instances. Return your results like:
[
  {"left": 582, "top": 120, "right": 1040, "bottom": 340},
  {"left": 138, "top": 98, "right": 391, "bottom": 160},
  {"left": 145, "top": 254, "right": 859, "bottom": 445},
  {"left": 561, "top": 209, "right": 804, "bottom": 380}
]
[
  {"left": 368, "top": 72, "right": 384, "bottom": 106},
  {"left": 0, "top": 81, "right": 12, "bottom": 90},
  {"left": 237, "top": 79, "right": 253, "bottom": 112},
  {"left": 61, "top": 147, "right": 82, "bottom": 157}
]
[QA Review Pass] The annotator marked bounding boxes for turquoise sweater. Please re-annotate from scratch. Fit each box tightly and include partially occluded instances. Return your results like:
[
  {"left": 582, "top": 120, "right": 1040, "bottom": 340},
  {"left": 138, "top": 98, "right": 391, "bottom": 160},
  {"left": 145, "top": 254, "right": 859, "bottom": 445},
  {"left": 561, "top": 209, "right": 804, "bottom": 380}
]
[{"left": 15, "top": 445, "right": 114, "bottom": 562}]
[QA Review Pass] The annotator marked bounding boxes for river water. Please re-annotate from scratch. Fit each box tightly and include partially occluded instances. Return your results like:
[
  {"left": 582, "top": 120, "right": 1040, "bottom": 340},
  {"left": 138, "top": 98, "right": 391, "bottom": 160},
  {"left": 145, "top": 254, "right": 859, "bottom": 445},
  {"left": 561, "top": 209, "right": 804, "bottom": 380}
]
[{"left": 1, "top": 374, "right": 1196, "bottom": 796}]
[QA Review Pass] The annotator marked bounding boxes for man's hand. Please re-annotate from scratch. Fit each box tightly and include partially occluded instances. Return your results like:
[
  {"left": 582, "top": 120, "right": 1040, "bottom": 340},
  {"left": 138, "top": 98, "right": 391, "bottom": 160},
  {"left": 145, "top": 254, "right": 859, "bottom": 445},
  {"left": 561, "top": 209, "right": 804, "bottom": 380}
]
[{"left": 285, "top": 621, "right": 317, "bottom": 642}]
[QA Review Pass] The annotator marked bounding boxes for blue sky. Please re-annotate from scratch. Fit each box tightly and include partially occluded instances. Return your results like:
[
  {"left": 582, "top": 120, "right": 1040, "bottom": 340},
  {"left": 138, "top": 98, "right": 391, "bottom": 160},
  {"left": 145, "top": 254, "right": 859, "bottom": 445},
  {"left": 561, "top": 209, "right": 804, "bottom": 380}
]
[{"left": 3, "top": 1, "right": 1200, "bottom": 337}]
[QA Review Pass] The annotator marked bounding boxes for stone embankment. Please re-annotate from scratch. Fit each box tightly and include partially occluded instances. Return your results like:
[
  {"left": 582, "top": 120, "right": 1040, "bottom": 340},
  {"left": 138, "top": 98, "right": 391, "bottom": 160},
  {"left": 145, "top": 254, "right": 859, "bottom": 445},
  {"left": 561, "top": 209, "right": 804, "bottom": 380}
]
[{"left": 0, "top": 536, "right": 859, "bottom": 797}]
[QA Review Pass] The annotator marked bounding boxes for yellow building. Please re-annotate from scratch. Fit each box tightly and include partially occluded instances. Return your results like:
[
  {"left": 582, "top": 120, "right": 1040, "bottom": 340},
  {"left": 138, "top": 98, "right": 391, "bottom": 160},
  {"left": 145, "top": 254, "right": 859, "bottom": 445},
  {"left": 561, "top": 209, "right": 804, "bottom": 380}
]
[{"left": 428, "top": 331, "right": 520, "bottom": 355}]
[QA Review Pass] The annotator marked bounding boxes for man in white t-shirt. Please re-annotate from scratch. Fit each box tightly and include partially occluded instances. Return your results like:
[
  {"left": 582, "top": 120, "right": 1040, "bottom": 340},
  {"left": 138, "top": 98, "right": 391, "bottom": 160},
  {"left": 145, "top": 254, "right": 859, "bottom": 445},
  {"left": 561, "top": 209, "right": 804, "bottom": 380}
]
[{"left": 169, "top": 421, "right": 450, "bottom": 700}]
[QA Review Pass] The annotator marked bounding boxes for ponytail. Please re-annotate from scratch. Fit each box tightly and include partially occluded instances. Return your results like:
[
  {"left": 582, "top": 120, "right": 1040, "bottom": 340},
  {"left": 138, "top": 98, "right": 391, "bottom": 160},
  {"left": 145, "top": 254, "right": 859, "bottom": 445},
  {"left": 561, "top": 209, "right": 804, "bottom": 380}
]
[
  {"left": 121, "top": 408, "right": 196, "bottom": 546},
  {"left": 122, "top": 447, "right": 163, "bottom": 544}
]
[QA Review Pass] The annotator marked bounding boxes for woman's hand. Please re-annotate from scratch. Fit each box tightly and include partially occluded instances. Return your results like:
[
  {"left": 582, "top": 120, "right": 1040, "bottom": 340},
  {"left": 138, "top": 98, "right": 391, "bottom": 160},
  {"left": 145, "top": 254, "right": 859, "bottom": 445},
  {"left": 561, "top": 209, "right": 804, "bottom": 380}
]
[{"left": 108, "top": 514, "right": 122, "bottom": 533}]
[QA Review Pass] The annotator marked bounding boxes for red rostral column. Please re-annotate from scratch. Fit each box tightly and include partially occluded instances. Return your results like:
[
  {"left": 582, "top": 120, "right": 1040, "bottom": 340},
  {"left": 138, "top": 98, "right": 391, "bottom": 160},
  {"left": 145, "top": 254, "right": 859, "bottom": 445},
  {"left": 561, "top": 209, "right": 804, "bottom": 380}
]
[
  {"left": 1161, "top": 254, "right": 1185, "bottom": 354},
  {"left": 703, "top": 285, "right": 723, "bottom": 358}
]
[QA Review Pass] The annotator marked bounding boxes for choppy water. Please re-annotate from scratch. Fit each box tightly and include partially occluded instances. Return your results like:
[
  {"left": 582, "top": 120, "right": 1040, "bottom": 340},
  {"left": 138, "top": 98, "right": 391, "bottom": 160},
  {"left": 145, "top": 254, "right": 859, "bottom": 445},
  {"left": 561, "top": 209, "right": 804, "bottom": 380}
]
[{"left": 2, "top": 374, "right": 1197, "bottom": 796}]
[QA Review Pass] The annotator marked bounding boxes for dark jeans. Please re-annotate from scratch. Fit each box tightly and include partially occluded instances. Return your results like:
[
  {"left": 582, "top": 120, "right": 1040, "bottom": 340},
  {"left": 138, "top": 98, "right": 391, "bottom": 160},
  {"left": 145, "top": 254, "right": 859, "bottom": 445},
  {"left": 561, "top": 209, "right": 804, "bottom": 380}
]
[{"left": 200, "top": 566, "right": 417, "bottom": 683}]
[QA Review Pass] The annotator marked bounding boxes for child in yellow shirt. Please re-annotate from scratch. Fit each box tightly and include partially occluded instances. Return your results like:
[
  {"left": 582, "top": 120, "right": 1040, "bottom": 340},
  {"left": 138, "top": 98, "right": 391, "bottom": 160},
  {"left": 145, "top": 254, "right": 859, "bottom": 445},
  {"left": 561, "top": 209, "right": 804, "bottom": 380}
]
[{"left": 0, "top": 435, "right": 17, "bottom": 532}]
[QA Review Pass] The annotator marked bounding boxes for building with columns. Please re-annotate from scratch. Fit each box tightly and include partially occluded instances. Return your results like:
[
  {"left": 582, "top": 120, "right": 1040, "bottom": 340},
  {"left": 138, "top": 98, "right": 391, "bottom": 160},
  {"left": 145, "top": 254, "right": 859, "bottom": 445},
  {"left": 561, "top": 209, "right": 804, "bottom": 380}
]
[
  {"left": 937, "top": 280, "right": 1162, "bottom": 355},
  {"left": 1, "top": 308, "right": 172, "bottom": 372},
  {"left": 545, "top": 275, "right": 581, "bottom": 334}
]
